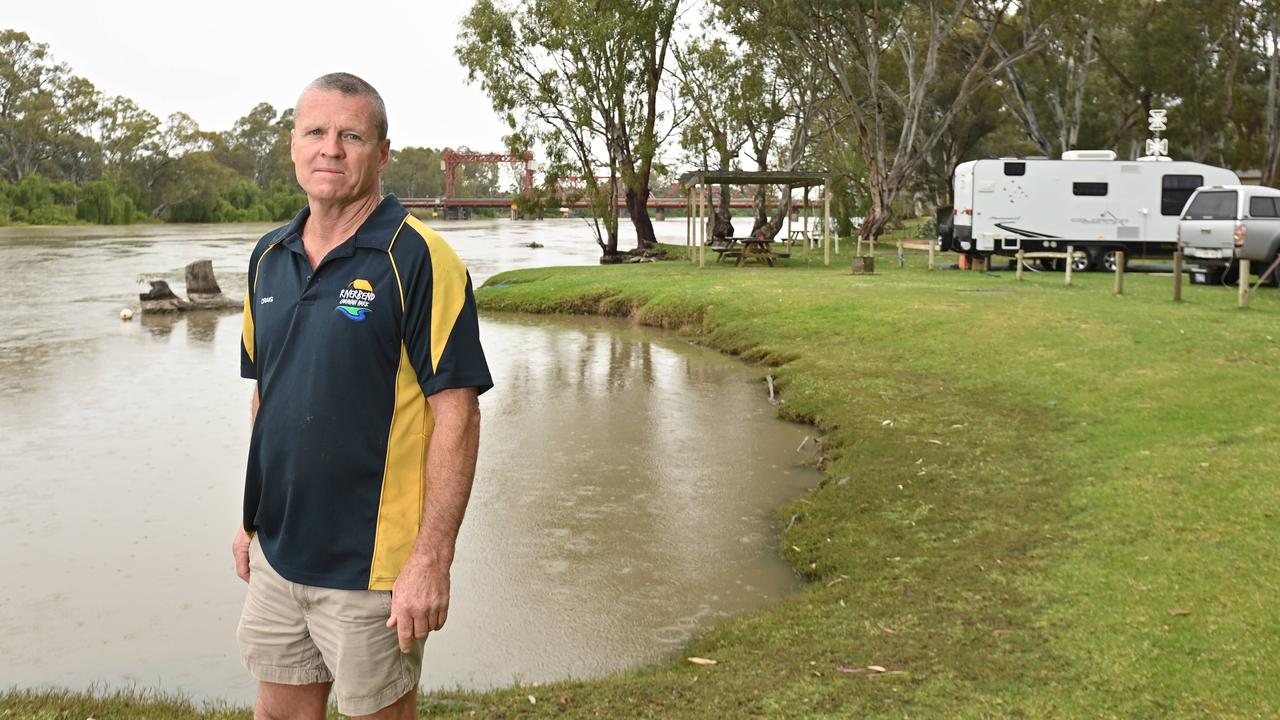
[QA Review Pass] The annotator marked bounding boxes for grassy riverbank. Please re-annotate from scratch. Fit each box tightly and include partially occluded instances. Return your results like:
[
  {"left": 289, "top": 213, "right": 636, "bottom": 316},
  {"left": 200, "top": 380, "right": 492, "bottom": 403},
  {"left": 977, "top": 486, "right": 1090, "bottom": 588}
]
[{"left": 6, "top": 249, "right": 1278, "bottom": 718}]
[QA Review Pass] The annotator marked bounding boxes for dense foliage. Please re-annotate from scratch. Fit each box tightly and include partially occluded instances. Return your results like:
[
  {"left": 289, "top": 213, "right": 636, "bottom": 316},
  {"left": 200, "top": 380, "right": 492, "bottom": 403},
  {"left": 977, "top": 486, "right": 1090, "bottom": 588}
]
[
  {"left": 459, "top": 0, "right": 1280, "bottom": 246},
  {"left": 0, "top": 29, "right": 500, "bottom": 226}
]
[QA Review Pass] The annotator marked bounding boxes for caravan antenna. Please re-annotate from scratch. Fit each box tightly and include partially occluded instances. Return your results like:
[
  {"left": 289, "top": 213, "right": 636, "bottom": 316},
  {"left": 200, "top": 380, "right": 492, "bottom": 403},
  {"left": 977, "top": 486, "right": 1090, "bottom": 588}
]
[{"left": 1140, "top": 109, "right": 1171, "bottom": 161}]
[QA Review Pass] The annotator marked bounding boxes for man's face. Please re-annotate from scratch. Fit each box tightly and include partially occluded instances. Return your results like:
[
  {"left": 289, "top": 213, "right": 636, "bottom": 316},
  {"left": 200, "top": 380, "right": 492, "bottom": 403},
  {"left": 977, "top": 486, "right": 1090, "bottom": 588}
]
[{"left": 291, "top": 90, "right": 390, "bottom": 205}]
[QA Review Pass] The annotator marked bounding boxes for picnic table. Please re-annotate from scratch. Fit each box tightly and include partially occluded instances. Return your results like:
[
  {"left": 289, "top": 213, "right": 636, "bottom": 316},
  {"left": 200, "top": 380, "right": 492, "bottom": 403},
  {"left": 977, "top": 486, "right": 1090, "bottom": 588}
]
[{"left": 710, "top": 235, "right": 780, "bottom": 266}]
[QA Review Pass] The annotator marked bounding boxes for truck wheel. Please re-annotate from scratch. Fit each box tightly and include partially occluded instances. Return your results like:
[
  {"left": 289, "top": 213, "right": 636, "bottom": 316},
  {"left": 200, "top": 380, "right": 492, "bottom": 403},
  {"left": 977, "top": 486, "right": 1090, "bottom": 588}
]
[
  {"left": 1070, "top": 247, "right": 1096, "bottom": 273},
  {"left": 1099, "top": 248, "right": 1126, "bottom": 273}
]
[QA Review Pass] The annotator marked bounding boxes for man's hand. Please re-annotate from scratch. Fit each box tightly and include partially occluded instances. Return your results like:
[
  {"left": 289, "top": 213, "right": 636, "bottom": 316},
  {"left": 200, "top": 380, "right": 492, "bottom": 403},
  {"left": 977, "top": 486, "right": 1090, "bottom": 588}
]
[
  {"left": 232, "top": 528, "right": 251, "bottom": 582},
  {"left": 386, "top": 553, "right": 450, "bottom": 652}
]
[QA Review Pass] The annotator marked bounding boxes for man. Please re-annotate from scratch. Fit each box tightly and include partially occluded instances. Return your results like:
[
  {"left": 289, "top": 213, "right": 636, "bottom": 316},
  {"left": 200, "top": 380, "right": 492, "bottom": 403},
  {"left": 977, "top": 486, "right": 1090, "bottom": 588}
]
[{"left": 233, "top": 72, "right": 492, "bottom": 719}]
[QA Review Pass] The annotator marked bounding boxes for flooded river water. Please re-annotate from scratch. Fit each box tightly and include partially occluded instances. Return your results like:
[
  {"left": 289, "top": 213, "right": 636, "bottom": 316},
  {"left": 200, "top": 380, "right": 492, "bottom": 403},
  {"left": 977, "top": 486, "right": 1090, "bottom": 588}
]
[{"left": 0, "top": 216, "right": 818, "bottom": 705}]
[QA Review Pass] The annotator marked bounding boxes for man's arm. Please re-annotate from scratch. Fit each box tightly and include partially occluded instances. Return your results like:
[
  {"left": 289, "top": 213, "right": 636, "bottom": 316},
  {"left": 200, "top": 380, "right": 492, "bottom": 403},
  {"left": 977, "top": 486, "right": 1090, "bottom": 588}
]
[
  {"left": 231, "top": 384, "right": 260, "bottom": 582},
  {"left": 386, "top": 386, "right": 481, "bottom": 652}
]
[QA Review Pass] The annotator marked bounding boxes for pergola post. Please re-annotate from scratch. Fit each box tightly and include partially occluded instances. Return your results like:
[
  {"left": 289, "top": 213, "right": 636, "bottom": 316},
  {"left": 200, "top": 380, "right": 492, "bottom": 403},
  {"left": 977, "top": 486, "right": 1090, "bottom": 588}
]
[
  {"left": 803, "top": 186, "right": 810, "bottom": 263},
  {"left": 696, "top": 181, "right": 706, "bottom": 266},
  {"left": 698, "top": 183, "right": 707, "bottom": 268},
  {"left": 823, "top": 179, "right": 832, "bottom": 267},
  {"left": 778, "top": 185, "right": 788, "bottom": 244},
  {"left": 686, "top": 186, "right": 693, "bottom": 264}
]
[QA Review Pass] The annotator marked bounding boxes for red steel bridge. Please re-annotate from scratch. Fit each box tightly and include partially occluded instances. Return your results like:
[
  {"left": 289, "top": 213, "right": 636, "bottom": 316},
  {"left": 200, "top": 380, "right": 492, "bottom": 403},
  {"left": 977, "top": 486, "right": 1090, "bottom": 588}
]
[{"left": 398, "top": 149, "right": 783, "bottom": 217}]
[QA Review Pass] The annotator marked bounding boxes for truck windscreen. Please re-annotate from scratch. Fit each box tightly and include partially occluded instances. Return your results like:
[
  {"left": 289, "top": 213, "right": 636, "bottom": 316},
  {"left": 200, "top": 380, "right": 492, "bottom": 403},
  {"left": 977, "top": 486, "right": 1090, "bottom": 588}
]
[{"left": 1183, "top": 191, "right": 1237, "bottom": 220}]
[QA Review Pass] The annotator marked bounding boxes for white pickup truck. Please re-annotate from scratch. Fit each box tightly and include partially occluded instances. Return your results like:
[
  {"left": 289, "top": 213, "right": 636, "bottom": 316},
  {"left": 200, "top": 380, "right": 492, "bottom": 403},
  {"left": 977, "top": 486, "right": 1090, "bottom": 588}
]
[{"left": 1178, "top": 185, "right": 1280, "bottom": 285}]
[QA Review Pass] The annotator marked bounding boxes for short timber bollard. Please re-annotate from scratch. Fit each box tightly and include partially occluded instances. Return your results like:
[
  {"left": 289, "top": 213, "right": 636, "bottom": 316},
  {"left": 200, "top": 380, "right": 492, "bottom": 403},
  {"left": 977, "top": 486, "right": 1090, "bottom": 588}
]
[
  {"left": 1114, "top": 251, "right": 1125, "bottom": 295},
  {"left": 928, "top": 242, "right": 936, "bottom": 270},
  {"left": 1173, "top": 252, "right": 1183, "bottom": 301},
  {"left": 1016, "top": 249, "right": 1025, "bottom": 281},
  {"left": 1239, "top": 259, "right": 1252, "bottom": 308},
  {"left": 1065, "top": 245, "right": 1074, "bottom": 286}
]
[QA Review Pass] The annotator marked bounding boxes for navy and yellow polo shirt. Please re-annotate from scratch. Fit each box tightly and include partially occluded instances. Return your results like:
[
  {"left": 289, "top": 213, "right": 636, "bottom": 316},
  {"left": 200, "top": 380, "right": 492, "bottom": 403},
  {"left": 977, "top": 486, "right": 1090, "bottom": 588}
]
[{"left": 240, "top": 194, "right": 492, "bottom": 591}]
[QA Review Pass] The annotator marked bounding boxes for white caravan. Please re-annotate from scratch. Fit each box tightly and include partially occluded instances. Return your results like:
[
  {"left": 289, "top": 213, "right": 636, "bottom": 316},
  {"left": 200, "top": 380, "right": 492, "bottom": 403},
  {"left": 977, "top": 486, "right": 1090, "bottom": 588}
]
[{"left": 944, "top": 151, "right": 1239, "bottom": 270}]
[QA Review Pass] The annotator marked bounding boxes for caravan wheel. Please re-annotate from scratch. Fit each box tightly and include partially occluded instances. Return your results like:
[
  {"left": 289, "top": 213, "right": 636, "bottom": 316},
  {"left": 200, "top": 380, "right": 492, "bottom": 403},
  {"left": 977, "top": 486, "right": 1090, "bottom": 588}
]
[
  {"left": 1099, "top": 248, "right": 1126, "bottom": 273},
  {"left": 1070, "top": 247, "right": 1096, "bottom": 273}
]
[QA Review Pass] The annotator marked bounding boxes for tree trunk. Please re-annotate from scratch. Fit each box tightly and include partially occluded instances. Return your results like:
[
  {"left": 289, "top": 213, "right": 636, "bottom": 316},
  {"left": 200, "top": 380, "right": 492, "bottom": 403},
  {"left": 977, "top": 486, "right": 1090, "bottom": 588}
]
[
  {"left": 1002, "top": 61, "right": 1053, "bottom": 156},
  {"left": 751, "top": 185, "right": 769, "bottom": 233},
  {"left": 857, "top": 183, "right": 895, "bottom": 253},
  {"left": 625, "top": 186, "right": 657, "bottom": 249},
  {"left": 713, "top": 182, "right": 735, "bottom": 239},
  {"left": 749, "top": 184, "right": 793, "bottom": 240},
  {"left": 605, "top": 225, "right": 620, "bottom": 257},
  {"left": 1266, "top": 14, "right": 1280, "bottom": 186}
]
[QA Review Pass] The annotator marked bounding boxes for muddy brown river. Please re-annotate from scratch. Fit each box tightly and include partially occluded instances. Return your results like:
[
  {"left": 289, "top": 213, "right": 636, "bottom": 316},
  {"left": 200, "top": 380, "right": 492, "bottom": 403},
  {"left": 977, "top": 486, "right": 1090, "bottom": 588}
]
[{"left": 0, "top": 217, "right": 818, "bottom": 705}]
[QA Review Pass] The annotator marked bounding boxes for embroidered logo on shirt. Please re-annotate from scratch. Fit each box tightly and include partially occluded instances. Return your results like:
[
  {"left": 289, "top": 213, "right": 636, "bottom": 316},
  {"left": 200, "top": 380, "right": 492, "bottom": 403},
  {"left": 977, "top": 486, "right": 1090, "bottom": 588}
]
[{"left": 335, "top": 279, "right": 375, "bottom": 322}]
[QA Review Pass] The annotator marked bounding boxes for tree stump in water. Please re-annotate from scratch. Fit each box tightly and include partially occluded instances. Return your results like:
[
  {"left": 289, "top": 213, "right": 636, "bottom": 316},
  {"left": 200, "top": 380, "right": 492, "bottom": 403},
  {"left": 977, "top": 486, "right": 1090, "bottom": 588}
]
[
  {"left": 139, "top": 260, "right": 239, "bottom": 313},
  {"left": 140, "top": 280, "right": 191, "bottom": 313},
  {"left": 186, "top": 259, "right": 222, "bottom": 299},
  {"left": 185, "top": 259, "right": 240, "bottom": 309}
]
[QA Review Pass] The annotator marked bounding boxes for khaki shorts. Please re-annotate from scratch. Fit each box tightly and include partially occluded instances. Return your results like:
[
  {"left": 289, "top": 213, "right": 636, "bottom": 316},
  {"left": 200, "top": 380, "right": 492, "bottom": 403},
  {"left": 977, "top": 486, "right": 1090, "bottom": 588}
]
[{"left": 237, "top": 535, "right": 424, "bottom": 716}]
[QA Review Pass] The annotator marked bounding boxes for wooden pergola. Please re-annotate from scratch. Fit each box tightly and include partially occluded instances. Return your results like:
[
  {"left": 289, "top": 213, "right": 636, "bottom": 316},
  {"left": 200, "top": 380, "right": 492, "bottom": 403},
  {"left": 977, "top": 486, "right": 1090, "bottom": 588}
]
[{"left": 679, "top": 170, "right": 833, "bottom": 268}]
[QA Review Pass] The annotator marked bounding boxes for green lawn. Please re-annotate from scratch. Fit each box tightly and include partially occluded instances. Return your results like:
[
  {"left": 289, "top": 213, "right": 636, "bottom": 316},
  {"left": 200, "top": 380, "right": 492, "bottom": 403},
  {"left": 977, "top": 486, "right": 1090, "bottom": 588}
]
[{"left": 7, "top": 248, "right": 1278, "bottom": 718}]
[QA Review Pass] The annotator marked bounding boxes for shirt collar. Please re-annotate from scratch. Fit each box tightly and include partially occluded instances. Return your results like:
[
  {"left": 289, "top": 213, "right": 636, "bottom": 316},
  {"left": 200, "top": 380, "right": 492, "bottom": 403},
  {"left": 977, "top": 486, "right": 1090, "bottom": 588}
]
[
  {"left": 279, "top": 194, "right": 408, "bottom": 255},
  {"left": 354, "top": 194, "right": 408, "bottom": 248}
]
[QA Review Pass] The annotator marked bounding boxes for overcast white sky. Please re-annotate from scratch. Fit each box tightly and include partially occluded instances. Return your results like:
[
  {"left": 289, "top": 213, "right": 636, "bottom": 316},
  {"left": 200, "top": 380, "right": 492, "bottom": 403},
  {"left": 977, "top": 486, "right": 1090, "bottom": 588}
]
[{"left": 6, "top": 1, "right": 512, "bottom": 151}]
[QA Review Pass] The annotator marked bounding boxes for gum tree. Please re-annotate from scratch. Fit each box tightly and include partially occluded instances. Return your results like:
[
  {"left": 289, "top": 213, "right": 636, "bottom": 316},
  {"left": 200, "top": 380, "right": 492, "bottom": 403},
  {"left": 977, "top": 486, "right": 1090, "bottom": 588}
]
[
  {"left": 0, "top": 30, "right": 100, "bottom": 183},
  {"left": 720, "top": 0, "right": 1046, "bottom": 247},
  {"left": 457, "top": 0, "right": 681, "bottom": 257}
]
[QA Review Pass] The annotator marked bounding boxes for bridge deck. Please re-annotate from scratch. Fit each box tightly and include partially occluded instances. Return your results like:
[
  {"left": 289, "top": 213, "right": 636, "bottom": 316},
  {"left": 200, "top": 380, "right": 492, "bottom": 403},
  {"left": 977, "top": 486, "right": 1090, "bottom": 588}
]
[{"left": 400, "top": 197, "right": 803, "bottom": 210}]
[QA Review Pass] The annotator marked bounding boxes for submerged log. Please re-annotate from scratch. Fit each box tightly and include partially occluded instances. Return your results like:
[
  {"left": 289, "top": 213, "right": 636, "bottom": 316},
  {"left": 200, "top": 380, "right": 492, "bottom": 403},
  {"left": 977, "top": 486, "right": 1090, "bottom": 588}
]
[{"left": 140, "top": 280, "right": 191, "bottom": 313}]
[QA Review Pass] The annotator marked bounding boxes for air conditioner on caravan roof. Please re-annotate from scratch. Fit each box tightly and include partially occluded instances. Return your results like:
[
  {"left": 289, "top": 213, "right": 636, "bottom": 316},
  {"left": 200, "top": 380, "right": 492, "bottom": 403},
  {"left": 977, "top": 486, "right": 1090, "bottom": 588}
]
[{"left": 1061, "top": 150, "right": 1117, "bottom": 161}]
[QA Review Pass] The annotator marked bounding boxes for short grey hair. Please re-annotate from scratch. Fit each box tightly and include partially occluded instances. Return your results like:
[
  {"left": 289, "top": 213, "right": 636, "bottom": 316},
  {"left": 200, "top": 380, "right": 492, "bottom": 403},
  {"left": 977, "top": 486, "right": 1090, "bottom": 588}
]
[{"left": 297, "top": 72, "right": 388, "bottom": 142}]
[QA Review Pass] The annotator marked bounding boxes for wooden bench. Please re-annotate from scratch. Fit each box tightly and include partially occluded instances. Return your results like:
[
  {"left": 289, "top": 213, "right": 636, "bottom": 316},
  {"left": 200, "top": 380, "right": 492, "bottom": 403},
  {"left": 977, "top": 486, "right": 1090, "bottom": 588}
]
[
  {"left": 709, "top": 236, "right": 741, "bottom": 262},
  {"left": 732, "top": 237, "right": 777, "bottom": 267}
]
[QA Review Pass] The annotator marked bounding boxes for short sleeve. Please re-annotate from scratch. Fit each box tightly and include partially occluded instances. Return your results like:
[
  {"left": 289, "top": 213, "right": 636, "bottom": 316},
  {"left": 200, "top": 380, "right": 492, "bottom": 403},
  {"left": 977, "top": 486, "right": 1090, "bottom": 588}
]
[
  {"left": 398, "top": 223, "right": 493, "bottom": 398},
  {"left": 240, "top": 232, "right": 276, "bottom": 381},
  {"left": 240, "top": 287, "right": 257, "bottom": 379}
]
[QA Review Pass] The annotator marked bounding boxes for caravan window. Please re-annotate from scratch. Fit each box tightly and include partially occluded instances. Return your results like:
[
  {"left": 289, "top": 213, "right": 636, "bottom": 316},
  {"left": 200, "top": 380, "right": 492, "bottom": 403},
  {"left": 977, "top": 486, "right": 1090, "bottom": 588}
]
[
  {"left": 1249, "top": 196, "right": 1280, "bottom": 218},
  {"left": 1073, "top": 182, "right": 1108, "bottom": 196},
  {"left": 1161, "top": 174, "right": 1204, "bottom": 216},
  {"left": 1003, "top": 162, "right": 1026, "bottom": 176},
  {"left": 1183, "top": 190, "right": 1237, "bottom": 220}
]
